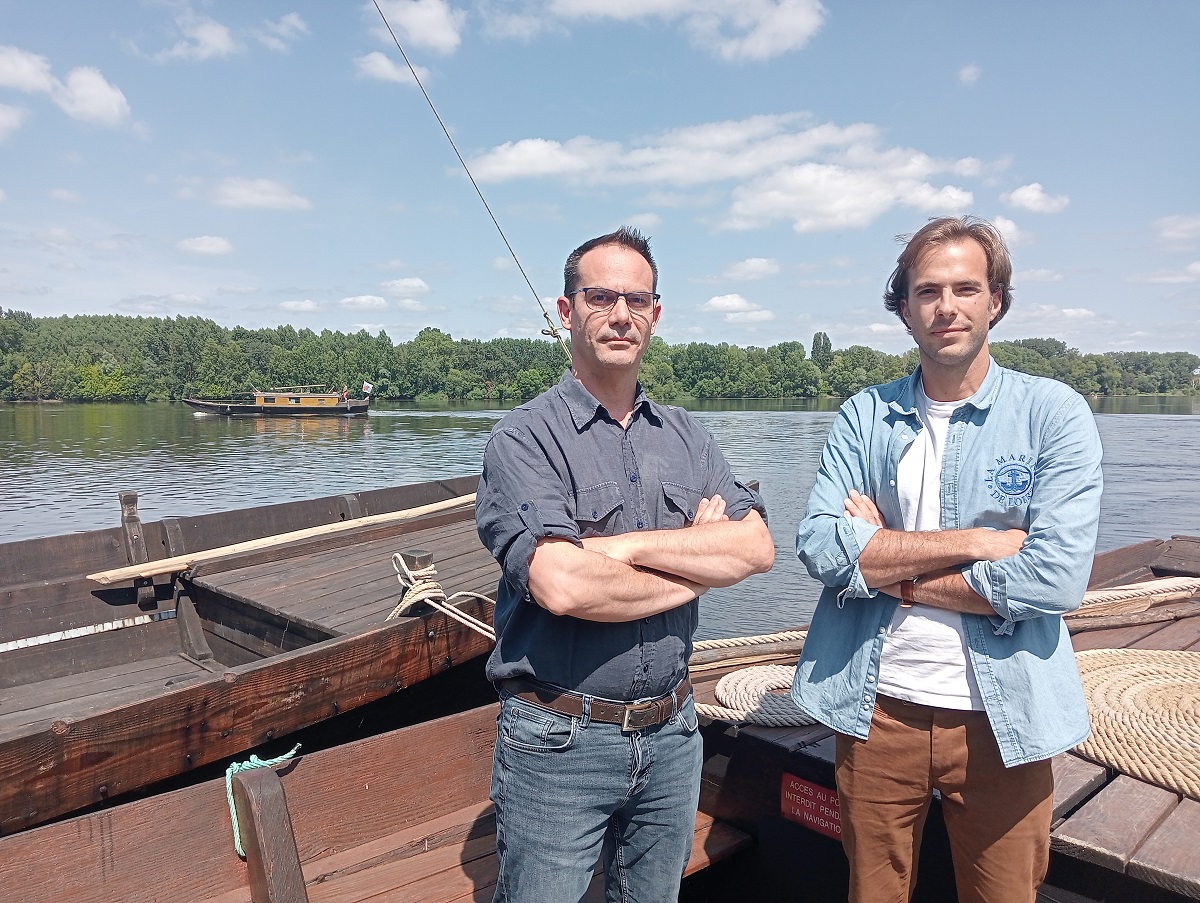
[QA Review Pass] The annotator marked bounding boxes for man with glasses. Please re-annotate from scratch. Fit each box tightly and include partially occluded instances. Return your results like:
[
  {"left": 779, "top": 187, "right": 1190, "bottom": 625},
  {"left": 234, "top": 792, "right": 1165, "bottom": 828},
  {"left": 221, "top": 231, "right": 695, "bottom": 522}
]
[{"left": 476, "top": 226, "right": 774, "bottom": 902}]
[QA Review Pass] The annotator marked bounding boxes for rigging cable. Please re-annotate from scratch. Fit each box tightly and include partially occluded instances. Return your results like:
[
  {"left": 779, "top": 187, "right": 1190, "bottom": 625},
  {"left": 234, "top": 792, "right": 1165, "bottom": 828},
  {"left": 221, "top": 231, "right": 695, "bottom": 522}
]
[{"left": 371, "top": 0, "right": 570, "bottom": 360}]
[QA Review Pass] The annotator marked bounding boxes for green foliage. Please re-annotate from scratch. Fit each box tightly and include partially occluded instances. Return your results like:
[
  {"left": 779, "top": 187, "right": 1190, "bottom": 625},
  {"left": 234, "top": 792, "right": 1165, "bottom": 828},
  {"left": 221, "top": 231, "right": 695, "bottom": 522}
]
[{"left": 0, "top": 309, "right": 1194, "bottom": 402}]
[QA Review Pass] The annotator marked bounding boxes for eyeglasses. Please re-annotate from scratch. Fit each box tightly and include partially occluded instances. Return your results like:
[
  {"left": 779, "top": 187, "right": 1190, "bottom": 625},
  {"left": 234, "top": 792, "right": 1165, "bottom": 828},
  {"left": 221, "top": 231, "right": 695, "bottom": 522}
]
[{"left": 572, "top": 286, "right": 660, "bottom": 313}]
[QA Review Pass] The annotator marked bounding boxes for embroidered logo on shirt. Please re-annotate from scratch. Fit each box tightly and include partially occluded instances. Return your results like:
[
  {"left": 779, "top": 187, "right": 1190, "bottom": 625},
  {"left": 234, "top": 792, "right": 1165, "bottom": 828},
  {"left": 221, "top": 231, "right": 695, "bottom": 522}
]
[{"left": 985, "top": 455, "right": 1034, "bottom": 508}]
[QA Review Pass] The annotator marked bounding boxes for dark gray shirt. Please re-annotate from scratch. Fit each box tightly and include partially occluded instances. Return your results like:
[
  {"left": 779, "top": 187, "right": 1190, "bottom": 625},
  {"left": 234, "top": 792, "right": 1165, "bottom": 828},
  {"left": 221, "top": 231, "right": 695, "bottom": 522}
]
[{"left": 476, "top": 370, "right": 765, "bottom": 701}]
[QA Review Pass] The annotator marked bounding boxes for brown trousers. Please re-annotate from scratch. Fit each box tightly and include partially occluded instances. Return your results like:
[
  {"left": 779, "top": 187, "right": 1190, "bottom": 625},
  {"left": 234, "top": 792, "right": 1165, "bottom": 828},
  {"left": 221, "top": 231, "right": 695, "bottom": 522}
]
[{"left": 834, "top": 695, "right": 1054, "bottom": 903}]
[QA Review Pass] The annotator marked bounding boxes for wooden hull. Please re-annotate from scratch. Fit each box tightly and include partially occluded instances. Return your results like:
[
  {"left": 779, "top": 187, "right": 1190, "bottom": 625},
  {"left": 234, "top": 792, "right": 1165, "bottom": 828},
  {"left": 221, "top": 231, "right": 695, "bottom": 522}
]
[
  {"left": 0, "top": 702, "right": 751, "bottom": 903},
  {"left": 183, "top": 397, "right": 370, "bottom": 416},
  {"left": 0, "top": 475, "right": 497, "bottom": 835}
]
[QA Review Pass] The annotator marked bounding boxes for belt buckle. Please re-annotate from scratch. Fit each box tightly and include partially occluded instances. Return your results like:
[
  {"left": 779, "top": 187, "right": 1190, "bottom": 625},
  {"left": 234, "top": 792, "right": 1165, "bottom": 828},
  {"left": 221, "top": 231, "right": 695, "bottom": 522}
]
[{"left": 621, "top": 699, "right": 658, "bottom": 731}]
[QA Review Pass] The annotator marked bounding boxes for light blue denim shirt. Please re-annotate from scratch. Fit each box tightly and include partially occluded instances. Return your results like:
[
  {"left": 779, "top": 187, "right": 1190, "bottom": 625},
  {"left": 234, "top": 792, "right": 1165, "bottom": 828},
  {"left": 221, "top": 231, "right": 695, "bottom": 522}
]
[{"left": 792, "top": 360, "right": 1103, "bottom": 767}]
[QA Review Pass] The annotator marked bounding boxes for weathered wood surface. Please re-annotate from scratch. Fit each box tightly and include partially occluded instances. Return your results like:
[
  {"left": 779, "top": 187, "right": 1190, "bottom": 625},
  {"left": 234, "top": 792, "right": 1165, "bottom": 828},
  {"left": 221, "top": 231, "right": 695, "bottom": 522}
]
[
  {"left": 0, "top": 476, "right": 498, "bottom": 835},
  {"left": 0, "top": 702, "right": 750, "bottom": 903}
]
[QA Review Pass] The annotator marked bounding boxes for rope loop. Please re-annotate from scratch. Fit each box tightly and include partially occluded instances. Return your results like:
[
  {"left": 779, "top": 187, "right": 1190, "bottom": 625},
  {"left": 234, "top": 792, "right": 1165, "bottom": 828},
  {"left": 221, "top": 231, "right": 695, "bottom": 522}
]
[
  {"left": 387, "top": 552, "right": 495, "bottom": 640},
  {"left": 225, "top": 743, "right": 301, "bottom": 858}
]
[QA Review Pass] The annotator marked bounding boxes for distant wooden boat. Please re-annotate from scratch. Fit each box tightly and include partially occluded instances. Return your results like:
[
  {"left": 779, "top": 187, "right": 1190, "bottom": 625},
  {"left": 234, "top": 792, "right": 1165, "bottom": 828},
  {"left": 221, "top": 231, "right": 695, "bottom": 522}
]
[
  {"left": 0, "top": 475, "right": 496, "bottom": 835},
  {"left": 690, "top": 534, "right": 1200, "bottom": 902},
  {"left": 0, "top": 701, "right": 752, "bottom": 903},
  {"left": 184, "top": 385, "right": 370, "bottom": 417}
]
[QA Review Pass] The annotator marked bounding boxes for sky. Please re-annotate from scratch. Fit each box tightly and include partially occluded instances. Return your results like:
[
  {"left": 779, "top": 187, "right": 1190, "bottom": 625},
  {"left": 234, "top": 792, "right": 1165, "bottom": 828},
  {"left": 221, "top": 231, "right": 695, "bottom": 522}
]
[{"left": 1, "top": 1, "right": 1198, "bottom": 356}]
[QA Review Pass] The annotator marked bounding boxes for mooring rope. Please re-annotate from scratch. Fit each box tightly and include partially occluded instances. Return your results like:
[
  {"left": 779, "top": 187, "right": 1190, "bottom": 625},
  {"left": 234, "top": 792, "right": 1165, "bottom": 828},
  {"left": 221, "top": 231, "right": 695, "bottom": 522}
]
[
  {"left": 225, "top": 744, "right": 301, "bottom": 858},
  {"left": 1074, "top": 576, "right": 1200, "bottom": 613},
  {"left": 693, "top": 629, "right": 808, "bottom": 651},
  {"left": 387, "top": 553, "right": 496, "bottom": 640},
  {"left": 694, "top": 664, "right": 815, "bottom": 726}
]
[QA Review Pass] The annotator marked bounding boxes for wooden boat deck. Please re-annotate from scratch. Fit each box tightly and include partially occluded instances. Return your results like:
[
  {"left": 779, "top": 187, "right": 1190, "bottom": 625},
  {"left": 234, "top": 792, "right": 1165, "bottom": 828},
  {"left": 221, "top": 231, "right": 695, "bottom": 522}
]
[{"left": 691, "top": 535, "right": 1200, "bottom": 902}]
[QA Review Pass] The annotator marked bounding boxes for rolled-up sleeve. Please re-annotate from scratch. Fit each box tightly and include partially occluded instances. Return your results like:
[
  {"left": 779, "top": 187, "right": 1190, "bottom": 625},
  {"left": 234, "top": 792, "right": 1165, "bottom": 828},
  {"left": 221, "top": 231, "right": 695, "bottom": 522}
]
[
  {"left": 796, "top": 402, "right": 880, "bottom": 605},
  {"left": 475, "top": 424, "right": 581, "bottom": 602},
  {"left": 700, "top": 432, "right": 768, "bottom": 524},
  {"left": 963, "top": 392, "right": 1103, "bottom": 634}
]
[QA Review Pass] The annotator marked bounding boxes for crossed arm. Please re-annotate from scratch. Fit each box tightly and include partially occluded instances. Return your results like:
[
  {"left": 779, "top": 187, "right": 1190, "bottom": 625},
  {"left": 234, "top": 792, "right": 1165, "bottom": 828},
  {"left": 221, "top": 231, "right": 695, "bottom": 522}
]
[
  {"left": 845, "top": 490, "right": 1025, "bottom": 616},
  {"left": 527, "top": 497, "right": 775, "bottom": 622}
]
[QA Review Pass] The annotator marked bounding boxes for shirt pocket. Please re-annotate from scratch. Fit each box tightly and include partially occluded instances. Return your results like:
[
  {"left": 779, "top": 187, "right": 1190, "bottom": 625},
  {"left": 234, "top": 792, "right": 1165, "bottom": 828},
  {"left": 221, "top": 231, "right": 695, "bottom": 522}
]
[
  {"left": 574, "top": 481, "right": 624, "bottom": 536},
  {"left": 660, "top": 481, "right": 704, "bottom": 530}
]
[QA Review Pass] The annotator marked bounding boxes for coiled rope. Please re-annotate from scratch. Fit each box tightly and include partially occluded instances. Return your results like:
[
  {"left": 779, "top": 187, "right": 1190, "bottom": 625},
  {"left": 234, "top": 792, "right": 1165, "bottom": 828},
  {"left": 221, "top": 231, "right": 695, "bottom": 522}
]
[
  {"left": 386, "top": 553, "right": 496, "bottom": 640},
  {"left": 692, "top": 630, "right": 815, "bottom": 726}
]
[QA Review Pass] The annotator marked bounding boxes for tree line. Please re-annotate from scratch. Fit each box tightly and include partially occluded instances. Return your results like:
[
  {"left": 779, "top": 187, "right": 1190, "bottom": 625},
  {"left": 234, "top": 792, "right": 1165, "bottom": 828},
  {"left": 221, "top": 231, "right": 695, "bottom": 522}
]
[{"left": 1, "top": 308, "right": 1196, "bottom": 403}]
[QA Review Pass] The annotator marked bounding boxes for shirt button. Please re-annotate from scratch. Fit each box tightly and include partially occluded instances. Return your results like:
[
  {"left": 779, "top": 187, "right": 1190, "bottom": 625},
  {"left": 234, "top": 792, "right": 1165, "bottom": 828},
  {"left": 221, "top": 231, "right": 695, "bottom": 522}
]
[
  {"left": 878, "top": 627, "right": 886, "bottom": 635},
  {"left": 866, "top": 674, "right": 875, "bottom": 683},
  {"left": 687, "top": 509, "right": 694, "bottom": 518},
  {"left": 630, "top": 474, "right": 638, "bottom": 482},
  {"left": 520, "top": 503, "right": 529, "bottom": 511},
  {"left": 591, "top": 510, "right": 599, "bottom": 518},
  {"left": 637, "top": 520, "right": 645, "bottom": 528},
  {"left": 889, "top": 480, "right": 896, "bottom": 487}
]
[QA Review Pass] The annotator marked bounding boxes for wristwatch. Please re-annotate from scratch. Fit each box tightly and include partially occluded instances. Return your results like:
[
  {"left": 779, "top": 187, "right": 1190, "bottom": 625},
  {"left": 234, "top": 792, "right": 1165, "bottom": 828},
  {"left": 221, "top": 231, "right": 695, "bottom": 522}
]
[{"left": 900, "top": 576, "right": 918, "bottom": 607}]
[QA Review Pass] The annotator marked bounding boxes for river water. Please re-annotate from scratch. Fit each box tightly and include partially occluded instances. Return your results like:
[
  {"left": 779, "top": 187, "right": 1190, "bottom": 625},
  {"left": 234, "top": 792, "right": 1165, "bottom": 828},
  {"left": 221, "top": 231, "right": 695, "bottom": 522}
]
[{"left": 2, "top": 396, "right": 1198, "bottom": 639}]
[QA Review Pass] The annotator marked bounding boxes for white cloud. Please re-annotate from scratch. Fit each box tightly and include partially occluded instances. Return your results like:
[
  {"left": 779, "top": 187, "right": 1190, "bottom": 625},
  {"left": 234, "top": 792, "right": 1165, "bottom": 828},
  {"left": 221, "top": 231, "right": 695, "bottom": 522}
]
[
  {"left": 372, "top": 0, "right": 467, "bottom": 55},
  {"left": 354, "top": 51, "right": 429, "bottom": 85},
  {"left": 1016, "top": 268, "right": 1063, "bottom": 283},
  {"left": 51, "top": 188, "right": 81, "bottom": 203},
  {"left": 492, "top": 255, "right": 514, "bottom": 271},
  {"left": 1131, "top": 261, "right": 1200, "bottom": 285},
  {"left": 702, "top": 293, "right": 758, "bottom": 312},
  {"left": 256, "top": 13, "right": 309, "bottom": 52},
  {"left": 0, "top": 45, "right": 56, "bottom": 92},
  {"left": 54, "top": 67, "right": 131, "bottom": 126},
  {"left": 547, "top": 0, "right": 826, "bottom": 61},
  {"left": 0, "top": 46, "right": 130, "bottom": 127},
  {"left": 393, "top": 298, "right": 428, "bottom": 311},
  {"left": 339, "top": 294, "right": 389, "bottom": 309},
  {"left": 726, "top": 309, "right": 776, "bottom": 322},
  {"left": 177, "top": 235, "right": 233, "bottom": 255},
  {"left": 625, "top": 212, "right": 661, "bottom": 232},
  {"left": 117, "top": 293, "right": 206, "bottom": 315},
  {"left": 959, "top": 64, "right": 981, "bottom": 85},
  {"left": 993, "top": 216, "right": 1027, "bottom": 245},
  {"left": 280, "top": 299, "right": 319, "bottom": 312},
  {"left": 700, "top": 292, "right": 776, "bottom": 322},
  {"left": 381, "top": 277, "right": 430, "bottom": 294},
  {"left": 156, "top": 15, "right": 238, "bottom": 61},
  {"left": 1156, "top": 214, "right": 1200, "bottom": 246},
  {"left": 0, "top": 103, "right": 28, "bottom": 141},
  {"left": 213, "top": 177, "right": 312, "bottom": 210},
  {"left": 470, "top": 114, "right": 982, "bottom": 235},
  {"left": 217, "top": 284, "right": 258, "bottom": 295},
  {"left": 1002, "top": 182, "right": 1069, "bottom": 214},
  {"left": 724, "top": 257, "right": 780, "bottom": 280}
]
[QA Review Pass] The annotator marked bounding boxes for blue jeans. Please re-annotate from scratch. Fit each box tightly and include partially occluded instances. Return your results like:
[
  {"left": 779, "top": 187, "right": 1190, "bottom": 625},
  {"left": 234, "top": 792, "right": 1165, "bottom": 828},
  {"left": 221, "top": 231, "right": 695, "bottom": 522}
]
[{"left": 490, "top": 689, "right": 703, "bottom": 903}]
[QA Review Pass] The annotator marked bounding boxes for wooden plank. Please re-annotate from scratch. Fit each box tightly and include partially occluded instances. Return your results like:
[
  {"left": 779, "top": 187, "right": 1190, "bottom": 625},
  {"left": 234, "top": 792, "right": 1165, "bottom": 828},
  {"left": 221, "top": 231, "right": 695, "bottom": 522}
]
[
  {"left": 1152, "top": 535, "right": 1200, "bottom": 578},
  {"left": 0, "top": 767, "right": 247, "bottom": 903},
  {"left": 1129, "top": 612, "right": 1200, "bottom": 650},
  {"left": 1051, "top": 754, "right": 1109, "bottom": 825},
  {"left": 0, "top": 617, "right": 183, "bottom": 689},
  {"left": 232, "top": 767, "right": 309, "bottom": 903},
  {"left": 1050, "top": 774, "right": 1178, "bottom": 872},
  {"left": 1127, "top": 796, "right": 1200, "bottom": 898},
  {"left": 0, "top": 612, "right": 492, "bottom": 834},
  {"left": 1088, "top": 539, "right": 1163, "bottom": 588},
  {"left": 1070, "top": 622, "right": 1168, "bottom": 652},
  {"left": 89, "top": 495, "right": 477, "bottom": 585}
]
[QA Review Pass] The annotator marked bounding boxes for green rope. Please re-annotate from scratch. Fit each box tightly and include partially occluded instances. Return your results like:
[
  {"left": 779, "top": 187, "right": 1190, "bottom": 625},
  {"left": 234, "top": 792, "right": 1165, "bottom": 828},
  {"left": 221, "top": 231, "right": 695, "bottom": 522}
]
[{"left": 225, "top": 743, "right": 301, "bottom": 858}]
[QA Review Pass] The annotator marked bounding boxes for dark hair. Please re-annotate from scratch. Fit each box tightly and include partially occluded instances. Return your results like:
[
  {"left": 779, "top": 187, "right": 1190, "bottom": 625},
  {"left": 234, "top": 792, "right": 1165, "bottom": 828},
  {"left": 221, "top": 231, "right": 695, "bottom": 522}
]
[
  {"left": 883, "top": 216, "right": 1013, "bottom": 327},
  {"left": 563, "top": 226, "right": 658, "bottom": 295}
]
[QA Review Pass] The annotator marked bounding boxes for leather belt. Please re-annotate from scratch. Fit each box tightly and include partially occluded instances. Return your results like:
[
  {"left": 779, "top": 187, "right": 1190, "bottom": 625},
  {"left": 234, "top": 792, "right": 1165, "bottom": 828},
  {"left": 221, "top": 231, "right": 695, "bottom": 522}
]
[{"left": 502, "top": 676, "right": 692, "bottom": 731}]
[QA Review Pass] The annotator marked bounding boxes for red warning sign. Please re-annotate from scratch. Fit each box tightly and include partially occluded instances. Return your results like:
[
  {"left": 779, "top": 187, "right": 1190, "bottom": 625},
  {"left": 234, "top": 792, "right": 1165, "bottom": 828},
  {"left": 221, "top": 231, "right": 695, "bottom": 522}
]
[{"left": 780, "top": 773, "right": 842, "bottom": 840}]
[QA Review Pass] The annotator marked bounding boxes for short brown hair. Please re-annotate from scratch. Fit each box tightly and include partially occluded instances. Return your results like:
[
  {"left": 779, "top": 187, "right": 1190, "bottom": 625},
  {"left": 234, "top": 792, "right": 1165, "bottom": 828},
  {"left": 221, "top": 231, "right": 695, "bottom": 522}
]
[
  {"left": 563, "top": 226, "right": 658, "bottom": 296},
  {"left": 884, "top": 216, "right": 1013, "bottom": 327}
]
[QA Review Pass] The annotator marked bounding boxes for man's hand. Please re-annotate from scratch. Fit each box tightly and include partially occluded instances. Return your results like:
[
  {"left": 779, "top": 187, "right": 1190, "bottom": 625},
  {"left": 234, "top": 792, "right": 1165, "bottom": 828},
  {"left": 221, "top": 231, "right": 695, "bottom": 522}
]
[
  {"left": 691, "top": 494, "right": 729, "bottom": 525},
  {"left": 844, "top": 488, "right": 884, "bottom": 526}
]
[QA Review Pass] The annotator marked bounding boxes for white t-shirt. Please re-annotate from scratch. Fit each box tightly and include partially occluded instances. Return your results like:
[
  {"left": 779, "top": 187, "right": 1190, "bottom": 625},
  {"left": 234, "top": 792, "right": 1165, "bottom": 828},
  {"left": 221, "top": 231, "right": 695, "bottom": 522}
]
[{"left": 875, "top": 385, "right": 985, "bottom": 710}]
